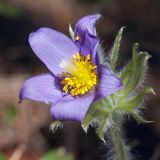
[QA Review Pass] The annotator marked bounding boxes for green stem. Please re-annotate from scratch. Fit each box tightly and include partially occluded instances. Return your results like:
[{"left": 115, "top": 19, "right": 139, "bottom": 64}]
[
  {"left": 111, "top": 114, "right": 126, "bottom": 160},
  {"left": 111, "top": 126, "right": 125, "bottom": 160}
]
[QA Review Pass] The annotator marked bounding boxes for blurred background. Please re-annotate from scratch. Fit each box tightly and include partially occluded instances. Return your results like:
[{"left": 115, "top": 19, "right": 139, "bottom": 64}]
[{"left": 0, "top": 0, "right": 160, "bottom": 160}]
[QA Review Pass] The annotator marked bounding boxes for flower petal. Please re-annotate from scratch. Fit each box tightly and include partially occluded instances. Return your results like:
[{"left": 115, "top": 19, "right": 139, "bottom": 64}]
[
  {"left": 96, "top": 65, "right": 123, "bottom": 99},
  {"left": 29, "top": 27, "right": 79, "bottom": 75},
  {"left": 74, "top": 14, "right": 101, "bottom": 40},
  {"left": 50, "top": 92, "right": 95, "bottom": 122},
  {"left": 74, "top": 14, "right": 101, "bottom": 64},
  {"left": 19, "top": 74, "right": 63, "bottom": 103},
  {"left": 80, "top": 32, "right": 100, "bottom": 64}
]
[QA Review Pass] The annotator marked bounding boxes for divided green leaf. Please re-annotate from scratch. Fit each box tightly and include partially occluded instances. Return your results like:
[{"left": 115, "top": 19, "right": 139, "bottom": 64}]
[
  {"left": 120, "top": 44, "right": 151, "bottom": 97},
  {"left": 82, "top": 37, "right": 154, "bottom": 141},
  {"left": 118, "top": 87, "right": 154, "bottom": 112},
  {"left": 82, "top": 95, "right": 114, "bottom": 140}
]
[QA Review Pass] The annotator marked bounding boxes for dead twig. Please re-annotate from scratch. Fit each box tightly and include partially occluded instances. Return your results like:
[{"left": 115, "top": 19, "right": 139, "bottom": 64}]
[{"left": 8, "top": 145, "right": 26, "bottom": 160}]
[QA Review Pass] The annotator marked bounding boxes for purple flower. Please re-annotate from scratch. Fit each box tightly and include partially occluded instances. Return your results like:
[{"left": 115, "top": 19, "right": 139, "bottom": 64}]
[{"left": 19, "top": 14, "right": 122, "bottom": 122}]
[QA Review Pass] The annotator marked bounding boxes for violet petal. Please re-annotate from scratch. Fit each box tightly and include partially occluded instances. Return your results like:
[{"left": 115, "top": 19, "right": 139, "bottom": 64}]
[
  {"left": 74, "top": 14, "right": 101, "bottom": 40},
  {"left": 96, "top": 65, "right": 123, "bottom": 99},
  {"left": 80, "top": 31, "right": 100, "bottom": 64},
  {"left": 29, "top": 27, "right": 79, "bottom": 75},
  {"left": 74, "top": 14, "right": 101, "bottom": 64},
  {"left": 50, "top": 91, "right": 95, "bottom": 122},
  {"left": 19, "top": 74, "right": 63, "bottom": 104}
]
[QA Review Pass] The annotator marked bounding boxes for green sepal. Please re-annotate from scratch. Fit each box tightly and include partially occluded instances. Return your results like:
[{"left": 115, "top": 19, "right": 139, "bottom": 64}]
[
  {"left": 110, "top": 27, "right": 124, "bottom": 71},
  {"left": 118, "top": 87, "right": 154, "bottom": 112},
  {"left": 50, "top": 121, "right": 63, "bottom": 132}
]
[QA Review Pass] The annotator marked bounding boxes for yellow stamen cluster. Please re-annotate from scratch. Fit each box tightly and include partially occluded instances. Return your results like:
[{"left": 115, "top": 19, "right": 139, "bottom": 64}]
[{"left": 60, "top": 53, "right": 98, "bottom": 96}]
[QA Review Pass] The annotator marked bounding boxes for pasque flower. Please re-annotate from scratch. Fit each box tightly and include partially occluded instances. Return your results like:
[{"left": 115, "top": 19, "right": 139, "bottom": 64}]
[{"left": 19, "top": 14, "right": 122, "bottom": 122}]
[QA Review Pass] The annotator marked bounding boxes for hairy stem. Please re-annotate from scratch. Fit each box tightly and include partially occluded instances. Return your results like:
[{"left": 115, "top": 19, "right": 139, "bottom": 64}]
[
  {"left": 111, "top": 126, "right": 125, "bottom": 160},
  {"left": 111, "top": 113, "right": 126, "bottom": 160}
]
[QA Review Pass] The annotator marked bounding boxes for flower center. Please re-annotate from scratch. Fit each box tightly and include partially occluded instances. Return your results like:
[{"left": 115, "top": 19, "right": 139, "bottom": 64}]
[{"left": 59, "top": 53, "right": 98, "bottom": 96}]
